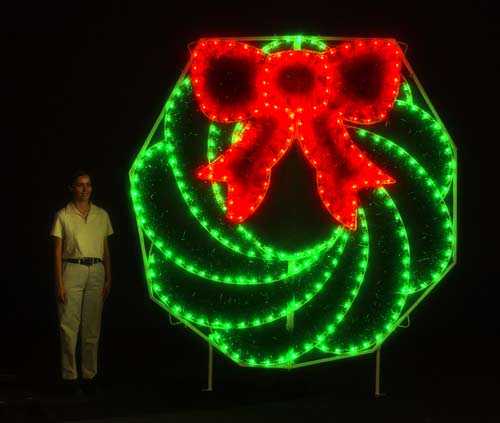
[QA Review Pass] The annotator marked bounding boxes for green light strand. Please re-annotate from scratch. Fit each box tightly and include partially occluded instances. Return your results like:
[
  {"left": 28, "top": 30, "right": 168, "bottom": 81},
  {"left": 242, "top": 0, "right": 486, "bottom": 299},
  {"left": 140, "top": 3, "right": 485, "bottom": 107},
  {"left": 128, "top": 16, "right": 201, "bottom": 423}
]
[
  {"left": 323, "top": 187, "right": 409, "bottom": 355},
  {"left": 353, "top": 128, "right": 453, "bottom": 293},
  {"left": 148, "top": 231, "right": 350, "bottom": 330},
  {"left": 399, "top": 81, "right": 413, "bottom": 103},
  {"left": 393, "top": 99, "right": 455, "bottom": 196},
  {"left": 261, "top": 36, "right": 327, "bottom": 54}
]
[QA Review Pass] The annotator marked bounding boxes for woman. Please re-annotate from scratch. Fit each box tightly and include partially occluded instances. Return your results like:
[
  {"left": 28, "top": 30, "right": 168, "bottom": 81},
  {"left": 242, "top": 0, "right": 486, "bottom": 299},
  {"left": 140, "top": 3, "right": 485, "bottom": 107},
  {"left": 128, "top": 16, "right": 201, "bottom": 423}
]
[{"left": 50, "top": 169, "right": 113, "bottom": 398}]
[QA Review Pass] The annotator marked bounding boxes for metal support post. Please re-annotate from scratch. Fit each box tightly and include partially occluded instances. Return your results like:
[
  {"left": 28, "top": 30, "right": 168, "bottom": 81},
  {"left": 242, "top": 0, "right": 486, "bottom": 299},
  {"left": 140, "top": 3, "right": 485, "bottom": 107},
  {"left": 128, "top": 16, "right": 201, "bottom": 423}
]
[
  {"left": 375, "top": 347, "right": 385, "bottom": 397},
  {"left": 202, "top": 342, "right": 214, "bottom": 391},
  {"left": 286, "top": 260, "right": 296, "bottom": 332}
]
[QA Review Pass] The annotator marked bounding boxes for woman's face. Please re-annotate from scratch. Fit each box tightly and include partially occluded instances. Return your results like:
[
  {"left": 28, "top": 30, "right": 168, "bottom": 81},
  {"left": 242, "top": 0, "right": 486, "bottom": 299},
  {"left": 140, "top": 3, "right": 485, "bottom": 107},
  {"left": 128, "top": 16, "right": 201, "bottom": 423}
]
[{"left": 70, "top": 175, "right": 92, "bottom": 202}]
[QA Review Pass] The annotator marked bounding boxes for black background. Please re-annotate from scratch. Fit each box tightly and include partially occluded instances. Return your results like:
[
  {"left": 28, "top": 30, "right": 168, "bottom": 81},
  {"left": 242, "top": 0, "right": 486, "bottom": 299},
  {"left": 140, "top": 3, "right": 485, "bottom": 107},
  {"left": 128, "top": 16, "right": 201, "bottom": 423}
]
[{"left": 4, "top": 0, "right": 495, "bottom": 416}]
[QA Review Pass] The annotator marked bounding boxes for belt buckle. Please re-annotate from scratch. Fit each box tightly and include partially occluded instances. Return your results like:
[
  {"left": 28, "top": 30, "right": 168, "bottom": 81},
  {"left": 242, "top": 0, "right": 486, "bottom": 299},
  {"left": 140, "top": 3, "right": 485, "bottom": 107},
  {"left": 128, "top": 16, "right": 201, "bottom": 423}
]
[{"left": 81, "top": 258, "right": 92, "bottom": 266}]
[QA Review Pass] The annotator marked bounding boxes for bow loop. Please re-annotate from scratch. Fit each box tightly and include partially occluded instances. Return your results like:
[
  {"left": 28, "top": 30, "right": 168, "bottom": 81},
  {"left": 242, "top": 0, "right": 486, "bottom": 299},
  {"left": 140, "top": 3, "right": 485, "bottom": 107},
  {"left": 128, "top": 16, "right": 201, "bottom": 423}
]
[
  {"left": 191, "top": 40, "right": 264, "bottom": 122},
  {"left": 327, "top": 39, "right": 402, "bottom": 124}
]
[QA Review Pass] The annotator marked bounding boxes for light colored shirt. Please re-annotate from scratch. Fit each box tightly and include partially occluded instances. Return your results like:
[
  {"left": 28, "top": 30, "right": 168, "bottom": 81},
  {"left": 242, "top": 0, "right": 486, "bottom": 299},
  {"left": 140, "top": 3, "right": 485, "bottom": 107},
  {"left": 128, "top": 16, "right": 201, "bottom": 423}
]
[{"left": 50, "top": 202, "right": 114, "bottom": 259}]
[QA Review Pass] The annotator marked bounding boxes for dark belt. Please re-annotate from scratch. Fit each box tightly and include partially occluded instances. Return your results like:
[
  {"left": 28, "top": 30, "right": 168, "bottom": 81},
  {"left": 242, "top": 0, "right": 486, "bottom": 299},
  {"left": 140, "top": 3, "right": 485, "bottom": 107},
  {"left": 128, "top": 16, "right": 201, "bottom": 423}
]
[{"left": 63, "top": 257, "right": 103, "bottom": 266}]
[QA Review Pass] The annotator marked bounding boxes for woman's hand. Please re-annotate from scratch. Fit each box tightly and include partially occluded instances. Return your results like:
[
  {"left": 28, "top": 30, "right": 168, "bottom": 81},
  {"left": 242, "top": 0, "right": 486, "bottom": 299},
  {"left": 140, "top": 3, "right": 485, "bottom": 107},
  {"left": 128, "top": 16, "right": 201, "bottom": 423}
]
[
  {"left": 56, "top": 284, "right": 67, "bottom": 304},
  {"left": 103, "top": 279, "right": 111, "bottom": 300}
]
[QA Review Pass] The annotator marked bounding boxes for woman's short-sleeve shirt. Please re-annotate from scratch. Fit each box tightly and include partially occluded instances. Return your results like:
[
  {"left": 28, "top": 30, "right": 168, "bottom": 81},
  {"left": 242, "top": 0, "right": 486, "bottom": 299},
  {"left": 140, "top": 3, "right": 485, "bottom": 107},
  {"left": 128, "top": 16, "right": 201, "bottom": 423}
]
[{"left": 50, "top": 202, "right": 114, "bottom": 259}]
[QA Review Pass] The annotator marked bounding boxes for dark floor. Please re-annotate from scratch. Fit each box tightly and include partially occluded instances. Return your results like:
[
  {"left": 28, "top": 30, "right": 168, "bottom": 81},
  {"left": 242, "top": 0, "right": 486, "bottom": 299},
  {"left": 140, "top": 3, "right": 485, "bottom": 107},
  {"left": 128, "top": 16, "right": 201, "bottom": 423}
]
[
  {"left": 1, "top": 369, "right": 497, "bottom": 423},
  {"left": 2, "top": 328, "right": 498, "bottom": 422}
]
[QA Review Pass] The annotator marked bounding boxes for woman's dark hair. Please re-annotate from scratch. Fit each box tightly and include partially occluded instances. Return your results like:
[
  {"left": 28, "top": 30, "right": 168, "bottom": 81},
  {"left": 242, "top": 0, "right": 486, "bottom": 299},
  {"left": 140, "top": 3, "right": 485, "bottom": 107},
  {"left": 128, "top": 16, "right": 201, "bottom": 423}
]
[{"left": 69, "top": 169, "right": 91, "bottom": 187}]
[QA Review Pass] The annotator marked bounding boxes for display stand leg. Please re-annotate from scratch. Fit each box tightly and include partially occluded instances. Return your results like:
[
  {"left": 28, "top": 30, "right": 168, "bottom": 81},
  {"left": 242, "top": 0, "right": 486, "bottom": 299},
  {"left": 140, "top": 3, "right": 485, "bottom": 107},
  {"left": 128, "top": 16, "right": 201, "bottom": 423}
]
[
  {"left": 375, "top": 347, "right": 385, "bottom": 397},
  {"left": 203, "top": 342, "right": 213, "bottom": 391},
  {"left": 286, "top": 260, "right": 296, "bottom": 332}
]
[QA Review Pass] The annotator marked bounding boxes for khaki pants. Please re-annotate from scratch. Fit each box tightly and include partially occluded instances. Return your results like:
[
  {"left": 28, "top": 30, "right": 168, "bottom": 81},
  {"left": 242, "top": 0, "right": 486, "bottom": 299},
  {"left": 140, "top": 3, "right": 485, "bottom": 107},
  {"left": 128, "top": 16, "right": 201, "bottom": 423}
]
[{"left": 58, "top": 262, "right": 105, "bottom": 380}]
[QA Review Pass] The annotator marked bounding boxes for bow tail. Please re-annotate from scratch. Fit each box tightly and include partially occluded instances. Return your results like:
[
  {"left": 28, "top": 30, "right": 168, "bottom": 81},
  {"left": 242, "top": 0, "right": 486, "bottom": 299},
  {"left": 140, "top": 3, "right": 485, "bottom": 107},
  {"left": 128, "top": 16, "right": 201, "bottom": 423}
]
[
  {"left": 299, "top": 113, "right": 396, "bottom": 230},
  {"left": 196, "top": 116, "right": 294, "bottom": 222}
]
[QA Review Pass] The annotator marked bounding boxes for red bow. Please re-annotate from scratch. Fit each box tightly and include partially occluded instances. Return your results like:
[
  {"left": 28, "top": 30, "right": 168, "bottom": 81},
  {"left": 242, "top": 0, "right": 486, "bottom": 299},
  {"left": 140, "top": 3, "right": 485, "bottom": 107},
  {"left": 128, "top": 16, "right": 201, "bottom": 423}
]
[{"left": 191, "top": 39, "right": 401, "bottom": 230}]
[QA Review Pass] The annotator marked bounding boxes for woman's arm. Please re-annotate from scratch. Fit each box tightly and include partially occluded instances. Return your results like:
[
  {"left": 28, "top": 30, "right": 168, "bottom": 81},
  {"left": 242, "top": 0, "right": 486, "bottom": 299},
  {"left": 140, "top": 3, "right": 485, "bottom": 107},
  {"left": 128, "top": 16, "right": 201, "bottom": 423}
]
[
  {"left": 102, "top": 237, "right": 111, "bottom": 300},
  {"left": 53, "top": 237, "right": 66, "bottom": 304}
]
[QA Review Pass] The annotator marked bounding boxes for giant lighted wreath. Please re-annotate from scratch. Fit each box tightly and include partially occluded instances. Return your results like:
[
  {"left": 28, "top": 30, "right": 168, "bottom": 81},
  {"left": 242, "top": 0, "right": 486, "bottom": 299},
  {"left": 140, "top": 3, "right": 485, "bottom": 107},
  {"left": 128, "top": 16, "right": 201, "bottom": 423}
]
[{"left": 130, "top": 36, "right": 456, "bottom": 368}]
